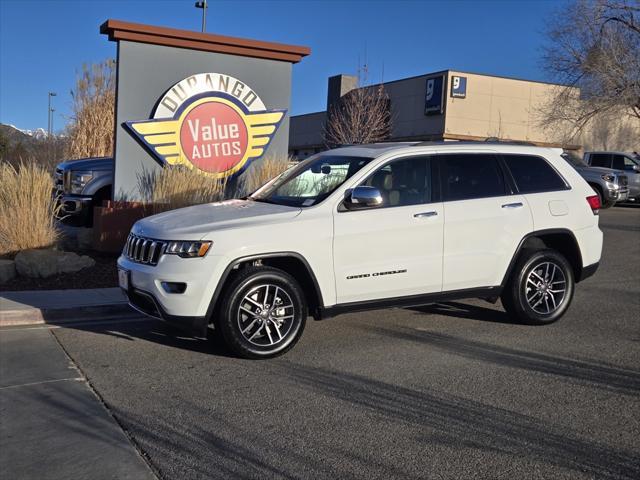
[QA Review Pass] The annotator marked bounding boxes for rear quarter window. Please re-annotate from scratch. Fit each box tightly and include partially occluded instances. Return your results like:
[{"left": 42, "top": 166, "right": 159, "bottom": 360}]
[{"left": 502, "top": 154, "right": 568, "bottom": 194}]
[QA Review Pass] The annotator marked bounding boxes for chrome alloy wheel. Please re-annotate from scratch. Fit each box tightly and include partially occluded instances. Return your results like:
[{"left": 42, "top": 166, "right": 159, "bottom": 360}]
[
  {"left": 525, "top": 261, "right": 567, "bottom": 315},
  {"left": 236, "top": 284, "right": 295, "bottom": 347}
]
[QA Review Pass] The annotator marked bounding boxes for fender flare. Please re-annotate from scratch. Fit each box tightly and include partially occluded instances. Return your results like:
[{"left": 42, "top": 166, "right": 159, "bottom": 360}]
[
  {"left": 205, "top": 251, "right": 325, "bottom": 322},
  {"left": 500, "top": 228, "right": 584, "bottom": 287}
]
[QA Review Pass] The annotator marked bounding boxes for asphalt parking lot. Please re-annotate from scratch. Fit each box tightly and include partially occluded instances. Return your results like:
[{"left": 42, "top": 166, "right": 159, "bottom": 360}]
[{"left": 28, "top": 207, "right": 640, "bottom": 479}]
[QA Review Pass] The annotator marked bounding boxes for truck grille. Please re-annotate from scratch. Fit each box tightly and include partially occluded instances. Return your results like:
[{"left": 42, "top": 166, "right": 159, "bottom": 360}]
[
  {"left": 123, "top": 234, "right": 166, "bottom": 266},
  {"left": 54, "top": 168, "right": 64, "bottom": 195},
  {"left": 619, "top": 175, "right": 628, "bottom": 187}
]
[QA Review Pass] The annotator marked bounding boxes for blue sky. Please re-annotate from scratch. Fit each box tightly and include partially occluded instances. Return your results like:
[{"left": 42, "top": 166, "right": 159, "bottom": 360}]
[{"left": 0, "top": 0, "right": 560, "bottom": 132}]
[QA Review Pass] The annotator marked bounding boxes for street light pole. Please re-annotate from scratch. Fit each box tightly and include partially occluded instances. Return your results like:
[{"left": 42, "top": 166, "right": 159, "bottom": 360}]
[
  {"left": 195, "top": 0, "right": 208, "bottom": 32},
  {"left": 47, "top": 92, "right": 57, "bottom": 137}
]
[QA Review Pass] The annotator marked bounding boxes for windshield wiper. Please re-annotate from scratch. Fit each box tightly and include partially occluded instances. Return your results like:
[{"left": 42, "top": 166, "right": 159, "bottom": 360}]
[{"left": 250, "top": 197, "right": 279, "bottom": 205}]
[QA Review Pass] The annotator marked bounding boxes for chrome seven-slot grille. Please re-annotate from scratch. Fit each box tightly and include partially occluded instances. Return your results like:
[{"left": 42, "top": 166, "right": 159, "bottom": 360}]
[{"left": 124, "top": 234, "right": 166, "bottom": 266}]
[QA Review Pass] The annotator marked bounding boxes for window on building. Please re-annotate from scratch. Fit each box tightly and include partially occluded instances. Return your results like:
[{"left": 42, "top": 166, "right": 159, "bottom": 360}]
[
  {"left": 503, "top": 154, "right": 567, "bottom": 193},
  {"left": 590, "top": 154, "right": 611, "bottom": 168},
  {"left": 438, "top": 154, "right": 506, "bottom": 201},
  {"left": 361, "top": 156, "right": 432, "bottom": 207}
]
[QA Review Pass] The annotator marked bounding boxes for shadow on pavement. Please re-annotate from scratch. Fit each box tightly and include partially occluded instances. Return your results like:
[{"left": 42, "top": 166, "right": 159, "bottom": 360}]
[
  {"left": 279, "top": 363, "right": 640, "bottom": 480},
  {"left": 408, "top": 301, "right": 518, "bottom": 325},
  {"left": 362, "top": 325, "right": 640, "bottom": 396}
]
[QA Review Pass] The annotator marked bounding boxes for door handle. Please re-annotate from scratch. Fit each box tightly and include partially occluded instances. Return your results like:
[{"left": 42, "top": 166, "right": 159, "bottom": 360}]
[
  {"left": 414, "top": 211, "right": 438, "bottom": 218},
  {"left": 502, "top": 202, "right": 523, "bottom": 209}
]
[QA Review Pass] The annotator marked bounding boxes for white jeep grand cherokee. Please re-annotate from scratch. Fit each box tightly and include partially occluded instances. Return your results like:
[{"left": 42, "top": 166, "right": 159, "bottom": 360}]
[{"left": 118, "top": 142, "right": 603, "bottom": 359}]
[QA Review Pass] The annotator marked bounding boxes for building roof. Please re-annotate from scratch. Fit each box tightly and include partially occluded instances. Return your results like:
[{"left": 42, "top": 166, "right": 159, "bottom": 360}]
[{"left": 100, "top": 19, "right": 311, "bottom": 63}]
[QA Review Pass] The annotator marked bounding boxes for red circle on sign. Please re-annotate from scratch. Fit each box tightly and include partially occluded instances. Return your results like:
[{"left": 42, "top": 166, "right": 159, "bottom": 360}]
[{"left": 179, "top": 101, "right": 248, "bottom": 173}]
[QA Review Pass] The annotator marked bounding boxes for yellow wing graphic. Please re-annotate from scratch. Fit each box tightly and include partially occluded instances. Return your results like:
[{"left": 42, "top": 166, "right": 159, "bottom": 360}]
[
  {"left": 126, "top": 101, "right": 286, "bottom": 176},
  {"left": 126, "top": 119, "right": 181, "bottom": 165},
  {"left": 245, "top": 111, "right": 285, "bottom": 158}
]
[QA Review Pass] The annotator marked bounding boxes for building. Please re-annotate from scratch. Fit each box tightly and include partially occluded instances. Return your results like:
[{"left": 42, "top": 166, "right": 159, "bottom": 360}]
[{"left": 289, "top": 69, "right": 635, "bottom": 160}]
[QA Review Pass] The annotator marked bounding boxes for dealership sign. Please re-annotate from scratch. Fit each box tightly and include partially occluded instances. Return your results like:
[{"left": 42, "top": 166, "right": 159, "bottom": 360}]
[{"left": 126, "top": 73, "right": 286, "bottom": 179}]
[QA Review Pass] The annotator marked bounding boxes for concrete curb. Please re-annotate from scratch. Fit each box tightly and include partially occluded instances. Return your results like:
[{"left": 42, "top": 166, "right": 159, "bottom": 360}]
[{"left": 0, "top": 303, "right": 135, "bottom": 327}]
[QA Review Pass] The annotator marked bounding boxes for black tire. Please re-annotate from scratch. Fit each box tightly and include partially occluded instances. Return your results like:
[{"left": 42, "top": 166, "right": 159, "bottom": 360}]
[
  {"left": 501, "top": 249, "right": 574, "bottom": 325},
  {"left": 217, "top": 266, "right": 307, "bottom": 359}
]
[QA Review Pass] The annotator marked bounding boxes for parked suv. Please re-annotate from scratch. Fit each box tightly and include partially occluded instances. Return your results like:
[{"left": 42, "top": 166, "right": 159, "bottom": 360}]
[
  {"left": 584, "top": 151, "right": 640, "bottom": 203},
  {"left": 560, "top": 152, "right": 628, "bottom": 207},
  {"left": 118, "top": 143, "right": 603, "bottom": 359},
  {"left": 54, "top": 157, "right": 113, "bottom": 226}
]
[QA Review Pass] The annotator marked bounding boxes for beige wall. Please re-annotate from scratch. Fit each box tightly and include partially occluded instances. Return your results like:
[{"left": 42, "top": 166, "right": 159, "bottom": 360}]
[{"left": 444, "top": 71, "right": 566, "bottom": 145}]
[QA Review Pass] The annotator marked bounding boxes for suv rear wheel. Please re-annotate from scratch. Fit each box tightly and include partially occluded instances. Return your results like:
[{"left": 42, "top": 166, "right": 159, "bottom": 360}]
[
  {"left": 501, "top": 249, "right": 574, "bottom": 325},
  {"left": 217, "top": 266, "right": 307, "bottom": 359}
]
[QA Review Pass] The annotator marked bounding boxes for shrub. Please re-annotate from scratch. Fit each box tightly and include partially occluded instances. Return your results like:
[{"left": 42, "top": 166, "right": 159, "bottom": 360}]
[
  {"left": 0, "top": 162, "right": 60, "bottom": 256},
  {"left": 238, "top": 155, "right": 292, "bottom": 196},
  {"left": 137, "top": 156, "right": 292, "bottom": 212},
  {"left": 137, "top": 167, "right": 228, "bottom": 214},
  {"left": 65, "top": 59, "right": 115, "bottom": 160}
]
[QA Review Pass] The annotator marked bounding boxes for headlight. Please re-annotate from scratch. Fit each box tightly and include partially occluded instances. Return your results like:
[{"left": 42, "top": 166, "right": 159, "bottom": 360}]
[
  {"left": 70, "top": 171, "right": 93, "bottom": 194},
  {"left": 601, "top": 173, "right": 615, "bottom": 183},
  {"left": 165, "top": 240, "right": 212, "bottom": 258}
]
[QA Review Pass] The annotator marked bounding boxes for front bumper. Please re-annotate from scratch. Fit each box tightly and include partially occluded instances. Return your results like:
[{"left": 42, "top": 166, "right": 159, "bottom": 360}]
[
  {"left": 117, "top": 252, "right": 228, "bottom": 336},
  {"left": 607, "top": 187, "right": 629, "bottom": 202},
  {"left": 126, "top": 287, "right": 208, "bottom": 337},
  {"left": 55, "top": 194, "right": 93, "bottom": 219}
]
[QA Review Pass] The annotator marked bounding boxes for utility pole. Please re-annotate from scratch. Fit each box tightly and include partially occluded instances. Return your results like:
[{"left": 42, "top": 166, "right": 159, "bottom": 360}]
[
  {"left": 195, "top": 1, "right": 208, "bottom": 32},
  {"left": 47, "top": 92, "right": 57, "bottom": 137}
]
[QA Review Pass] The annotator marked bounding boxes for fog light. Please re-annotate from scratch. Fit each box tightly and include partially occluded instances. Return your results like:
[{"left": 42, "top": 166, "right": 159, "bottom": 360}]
[{"left": 161, "top": 282, "right": 187, "bottom": 294}]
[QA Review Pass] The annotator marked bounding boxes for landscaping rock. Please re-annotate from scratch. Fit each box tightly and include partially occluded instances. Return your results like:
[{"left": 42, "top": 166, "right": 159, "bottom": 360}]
[
  {"left": 14, "top": 249, "right": 96, "bottom": 278},
  {"left": 57, "top": 252, "right": 95, "bottom": 274},
  {"left": 0, "top": 259, "right": 16, "bottom": 284},
  {"left": 15, "top": 250, "right": 59, "bottom": 278}
]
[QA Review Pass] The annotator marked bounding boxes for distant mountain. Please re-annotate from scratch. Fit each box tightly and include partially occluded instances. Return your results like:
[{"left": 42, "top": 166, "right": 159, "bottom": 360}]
[{"left": 3, "top": 124, "right": 49, "bottom": 140}]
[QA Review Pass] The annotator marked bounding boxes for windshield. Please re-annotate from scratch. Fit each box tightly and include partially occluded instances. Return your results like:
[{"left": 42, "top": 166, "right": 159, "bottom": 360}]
[
  {"left": 561, "top": 152, "right": 587, "bottom": 168},
  {"left": 250, "top": 154, "right": 374, "bottom": 207}
]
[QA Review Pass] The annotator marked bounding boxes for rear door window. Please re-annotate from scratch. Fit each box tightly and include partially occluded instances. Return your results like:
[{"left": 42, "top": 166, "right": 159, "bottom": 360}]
[
  {"left": 590, "top": 154, "right": 611, "bottom": 168},
  {"left": 438, "top": 153, "right": 506, "bottom": 201},
  {"left": 611, "top": 154, "right": 637, "bottom": 171},
  {"left": 502, "top": 154, "right": 568, "bottom": 193}
]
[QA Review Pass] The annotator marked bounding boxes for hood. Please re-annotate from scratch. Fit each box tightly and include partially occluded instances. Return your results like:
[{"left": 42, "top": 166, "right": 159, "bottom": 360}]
[
  {"left": 57, "top": 157, "right": 113, "bottom": 172},
  {"left": 132, "top": 199, "right": 302, "bottom": 240}
]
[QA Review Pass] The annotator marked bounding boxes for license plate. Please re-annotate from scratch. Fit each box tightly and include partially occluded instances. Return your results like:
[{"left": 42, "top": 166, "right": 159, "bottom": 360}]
[{"left": 118, "top": 268, "right": 130, "bottom": 290}]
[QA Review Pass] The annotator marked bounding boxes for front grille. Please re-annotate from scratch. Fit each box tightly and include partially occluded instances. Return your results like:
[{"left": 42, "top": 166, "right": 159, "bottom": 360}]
[
  {"left": 619, "top": 175, "right": 628, "bottom": 187},
  {"left": 123, "top": 234, "right": 166, "bottom": 266},
  {"left": 54, "top": 168, "right": 64, "bottom": 195}
]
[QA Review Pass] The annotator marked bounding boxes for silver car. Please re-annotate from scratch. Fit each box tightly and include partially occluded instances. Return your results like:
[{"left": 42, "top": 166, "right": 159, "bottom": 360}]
[
  {"left": 561, "top": 153, "right": 629, "bottom": 208},
  {"left": 584, "top": 151, "right": 640, "bottom": 204}
]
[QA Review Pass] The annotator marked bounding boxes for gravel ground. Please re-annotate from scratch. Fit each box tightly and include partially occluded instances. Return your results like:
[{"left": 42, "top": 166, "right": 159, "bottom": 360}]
[{"left": 52, "top": 206, "right": 640, "bottom": 480}]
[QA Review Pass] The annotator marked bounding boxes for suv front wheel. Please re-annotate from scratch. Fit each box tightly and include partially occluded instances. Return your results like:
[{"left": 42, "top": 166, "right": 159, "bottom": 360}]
[
  {"left": 501, "top": 249, "right": 575, "bottom": 325},
  {"left": 217, "top": 266, "right": 307, "bottom": 359}
]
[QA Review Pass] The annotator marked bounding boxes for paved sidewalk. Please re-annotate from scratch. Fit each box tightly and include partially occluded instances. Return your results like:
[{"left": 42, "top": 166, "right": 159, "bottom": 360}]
[
  {"left": 0, "top": 288, "right": 130, "bottom": 326},
  {"left": 0, "top": 327, "right": 156, "bottom": 479}
]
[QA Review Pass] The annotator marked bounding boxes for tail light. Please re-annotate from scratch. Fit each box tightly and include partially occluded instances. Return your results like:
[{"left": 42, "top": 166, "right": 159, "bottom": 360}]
[{"left": 586, "top": 195, "right": 600, "bottom": 215}]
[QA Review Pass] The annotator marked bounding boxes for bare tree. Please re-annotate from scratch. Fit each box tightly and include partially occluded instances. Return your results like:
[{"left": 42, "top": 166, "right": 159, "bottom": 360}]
[
  {"left": 541, "top": 0, "right": 640, "bottom": 137},
  {"left": 324, "top": 71, "right": 392, "bottom": 147}
]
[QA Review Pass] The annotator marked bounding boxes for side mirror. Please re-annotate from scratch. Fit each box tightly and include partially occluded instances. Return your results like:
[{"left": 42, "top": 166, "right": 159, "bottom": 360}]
[
  {"left": 633, "top": 165, "right": 640, "bottom": 173},
  {"left": 344, "top": 186, "right": 383, "bottom": 209}
]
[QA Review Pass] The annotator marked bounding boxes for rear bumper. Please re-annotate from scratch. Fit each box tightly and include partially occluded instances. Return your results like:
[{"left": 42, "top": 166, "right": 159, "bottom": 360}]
[{"left": 124, "top": 287, "right": 208, "bottom": 337}]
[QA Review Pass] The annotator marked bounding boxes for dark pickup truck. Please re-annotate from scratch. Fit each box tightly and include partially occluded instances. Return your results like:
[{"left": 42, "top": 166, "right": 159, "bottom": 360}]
[{"left": 54, "top": 157, "right": 113, "bottom": 226}]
